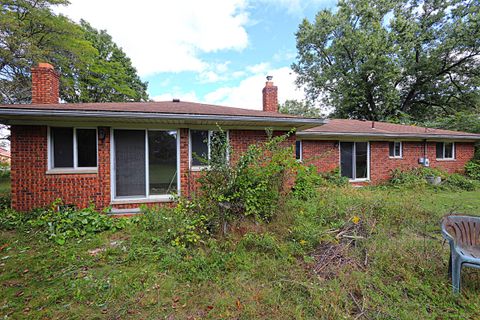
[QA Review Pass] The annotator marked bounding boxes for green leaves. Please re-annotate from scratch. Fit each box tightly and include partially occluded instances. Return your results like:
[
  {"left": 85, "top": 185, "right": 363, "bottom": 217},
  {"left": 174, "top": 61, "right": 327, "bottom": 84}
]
[
  {"left": 293, "top": 0, "right": 480, "bottom": 121},
  {"left": 0, "top": 1, "right": 148, "bottom": 103}
]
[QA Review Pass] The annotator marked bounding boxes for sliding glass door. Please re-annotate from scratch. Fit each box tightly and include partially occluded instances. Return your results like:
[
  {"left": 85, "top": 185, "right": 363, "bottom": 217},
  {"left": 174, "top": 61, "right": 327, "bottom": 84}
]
[
  {"left": 340, "top": 142, "right": 369, "bottom": 180},
  {"left": 114, "top": 130, "right": 146, "bottom": 197},
  {"left": 114, "top": 129, "right": 178, "bottom": 199}
]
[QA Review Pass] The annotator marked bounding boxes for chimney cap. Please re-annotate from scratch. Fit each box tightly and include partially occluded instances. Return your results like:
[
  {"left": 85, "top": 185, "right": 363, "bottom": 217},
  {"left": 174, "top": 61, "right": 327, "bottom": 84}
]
[{"left": 266, "top": 75, "right": 273, "bottom": 81}]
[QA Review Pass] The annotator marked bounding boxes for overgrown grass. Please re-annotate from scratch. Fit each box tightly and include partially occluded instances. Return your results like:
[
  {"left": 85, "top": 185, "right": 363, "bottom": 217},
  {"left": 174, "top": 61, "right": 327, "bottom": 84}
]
[{"left": 2, "top": 187, "right": 480, "bottom": 318}]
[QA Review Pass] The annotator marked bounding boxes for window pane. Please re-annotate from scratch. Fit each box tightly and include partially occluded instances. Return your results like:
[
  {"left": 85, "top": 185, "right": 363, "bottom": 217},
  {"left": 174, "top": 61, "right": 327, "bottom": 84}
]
[
  {"left": 114, "top": 130, "right": 146, "bottom": 197},
  {"left": 51, "top": 127, "right": 73, "bottom": 168},
  {"left": 445, "top": 142, "right": 453, "bottom": 159},
  {"left": 340, "top": 142, "right": 354, "bottom": 179},
  {"left": 210, "top": 131, "right": 228, "bottom": 164},
  {"left": 77, "top": 129, "right": 97, "bottom": 167},
  {"left": 191, "top": 130, "right": 209, "bottom": 166},
  {"left": 149, "top": 131, "right": 177, "bottom": 195},
  {"left": 296, "top": 141, "right": 302, "bottom": 160},
  {"left": 355, "top": 142, "right": 368, "bottom": 179},
  {"left": 436, "top": 142, "right": 444, "bottom": 159},
  {"left": 389, "top": 142, "right": 394, "bottom": 157},
  {"left": 395, "top": 142, "right": 401, "bottom": 157}
]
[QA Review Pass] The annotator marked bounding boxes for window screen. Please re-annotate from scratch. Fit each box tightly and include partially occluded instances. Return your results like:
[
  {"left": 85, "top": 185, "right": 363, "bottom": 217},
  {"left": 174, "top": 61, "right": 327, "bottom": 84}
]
[
  {"left": 77, "top": 129, "right": 97, "bottom": 167},
  {"left": 389, "top": 141, "right": 401, "bottom": 157},
  {"left": 51, "top": 127, "right": 74, "bottom": 168},
  {"left": 191, "top": 130, "right": 209, "bottom": 166},
  {"left": 436, "top": 142, "right": 443, "bottom": 159},
  {"left": 355, "top": 142, "right": 368, "bottom": 179},
  {"left": 114, "top": 130, "right": 146, "bottom": 197},
  {"left": 444, "top": 142, "right": 454, "bottom": 159},
  {"left": 148, "top": 131, "right": 177, "bottom": 195},
  {"left": 340, "top": 142, "right": 354, "bottom": 179},
  {"left": 296, "top": 141, "right": 302, "bottom": 160}
]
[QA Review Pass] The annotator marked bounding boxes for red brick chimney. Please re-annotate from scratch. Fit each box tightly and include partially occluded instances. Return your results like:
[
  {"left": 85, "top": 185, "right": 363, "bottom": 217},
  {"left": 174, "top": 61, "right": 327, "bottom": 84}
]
[
  {"left": 262, "top": 75, "right": 278, "bottom": 112},
  {"left": 31, "top": 63, "right": 59, "bottom": 104}
]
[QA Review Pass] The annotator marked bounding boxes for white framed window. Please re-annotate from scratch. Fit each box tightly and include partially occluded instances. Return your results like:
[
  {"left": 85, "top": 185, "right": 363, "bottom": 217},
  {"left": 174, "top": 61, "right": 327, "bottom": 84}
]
[
  {"left": 436, "top": 142, "right": 455, "bottom": 160},
  {"left": 295, "top": 140, "right": 302, "bottom": 161},
  {"left": 189, "top": 129, "right": 229, "bottom": 168},
  {"left": 389, "top": 141, "right": 402, "bottom": 158},
  {"left": 111, "top": 129, "right": 180, "bottom": 201},
  {"left": 340, "top": 141, "right": 370, "bottom": 181},
  {"left": 48, "top": 127, "right": 98, "bottom": 171}
]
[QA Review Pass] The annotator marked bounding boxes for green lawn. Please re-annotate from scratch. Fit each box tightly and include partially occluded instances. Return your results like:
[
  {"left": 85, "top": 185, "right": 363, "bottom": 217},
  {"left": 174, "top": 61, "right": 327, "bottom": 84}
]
[{"left": 1, "top": 187, "right": 480, "bottom": 319}]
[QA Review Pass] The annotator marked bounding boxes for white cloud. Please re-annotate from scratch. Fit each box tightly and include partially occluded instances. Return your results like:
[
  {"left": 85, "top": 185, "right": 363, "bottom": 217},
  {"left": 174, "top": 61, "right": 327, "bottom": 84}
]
[
  {"left": 246, "top": 62, "right": 271, "bottom": 74},
  {"left": 151, "top": 89, "right": 199, "bottom": 102},
  {"left": 256, "top": 0, "right": 331, "bottom": 15},
  {"left": 56, "top": 0, "right": 249, "bottom": 75},
  {"left": 203, "top": 66, "right": 305, "bottom": 109}
]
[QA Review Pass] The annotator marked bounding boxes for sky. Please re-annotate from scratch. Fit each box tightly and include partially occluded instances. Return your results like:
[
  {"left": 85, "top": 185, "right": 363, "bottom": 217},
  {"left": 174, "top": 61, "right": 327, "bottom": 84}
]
[{"left": 56, "top": 0, "right": 337, "bottom": 110}]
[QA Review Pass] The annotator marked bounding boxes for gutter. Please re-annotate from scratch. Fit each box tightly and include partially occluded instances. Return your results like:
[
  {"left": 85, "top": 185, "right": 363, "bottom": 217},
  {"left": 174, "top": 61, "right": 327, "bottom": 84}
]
[
  {"left": 296, "top": 131, "right": 480, "bottom": 141},
  {"left": 0, "top": 108, "right": 326, "bottom": 129}
]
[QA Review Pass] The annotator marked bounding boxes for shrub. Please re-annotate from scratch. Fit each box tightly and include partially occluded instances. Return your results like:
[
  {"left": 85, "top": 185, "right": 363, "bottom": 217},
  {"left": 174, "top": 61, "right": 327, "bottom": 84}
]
[
  {"left": 139, "top": 199, "right": 211, "bottom": 249},
  {"left": 465, "top": 160, "right": 480, "bottom": 180},
  {"left": 292, "top": 167, "right": 348, "bottom": 200},
  {"left": 442, "top": 173, "right": 478, "bottom": 191},
  {"left": 0, "top": 208, "right": 25, "bottom": 230},
  {"left": 389, "top": 167, "right": 444, "bottom": 187},
  {"left": 29, "top": 200, "right": 129, "bottom": 245},
  {"left": 292, "top": 165, "right": 325, "bottom": 200},
  {"left": 197, "top": 129, "right": 298, "bottom": 227}
]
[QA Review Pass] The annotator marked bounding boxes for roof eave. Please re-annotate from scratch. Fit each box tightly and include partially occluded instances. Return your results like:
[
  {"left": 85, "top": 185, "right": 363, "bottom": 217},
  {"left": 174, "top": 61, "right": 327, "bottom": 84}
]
[
  {"left": 296, "top": 131, "right": 480, "bottom": 141},
  {"left": 0, "top": 108, "right": 326, "bottom": 130}
]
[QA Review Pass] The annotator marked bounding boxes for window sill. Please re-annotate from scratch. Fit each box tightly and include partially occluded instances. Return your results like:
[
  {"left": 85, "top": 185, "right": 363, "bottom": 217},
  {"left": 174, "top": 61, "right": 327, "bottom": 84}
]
[
  {"left": 349, "top": 179, "right": 370, "bottom": 183},
  {"left": 46, "top": 168, "right": 98, "bottom": 175},
  {"left": 389, "top": 157, "right": 403, "bottom": 159},
  {"left": 436, "top": 159, "right": 456, "bottom": 162},
  {"left": 190, "top": 165, "right": 210, "bottom": 172},
  {"left": 110, "top": 196, "right": 174, "bottom": 205}
]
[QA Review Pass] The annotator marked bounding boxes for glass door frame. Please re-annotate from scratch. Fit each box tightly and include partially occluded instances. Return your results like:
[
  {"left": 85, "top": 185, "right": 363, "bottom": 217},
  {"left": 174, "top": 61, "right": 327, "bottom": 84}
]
[
  {"left": 110, "top": 128, "right": 181, "bottom": 202},
  {"left": 339, "top": 141, "right": 370, "bottom": 182}
]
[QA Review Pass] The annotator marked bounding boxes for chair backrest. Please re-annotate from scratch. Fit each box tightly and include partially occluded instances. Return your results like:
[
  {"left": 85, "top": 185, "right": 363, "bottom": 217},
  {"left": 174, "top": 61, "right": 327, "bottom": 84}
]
[{"left": 442, "top": 215, "right": 480, "bottom": 247}]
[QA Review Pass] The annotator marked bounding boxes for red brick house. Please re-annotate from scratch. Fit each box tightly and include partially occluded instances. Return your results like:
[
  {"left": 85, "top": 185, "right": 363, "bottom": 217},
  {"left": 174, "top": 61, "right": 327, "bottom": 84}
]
[
  {"left": 0, "top": 63, "right": 324, "bottom": 213},
  {"left": 0, "top": 63, "right": 479, "bottom": 212},
  {"left": 297, "top": 120, "right": 480, "bottom": 184}
]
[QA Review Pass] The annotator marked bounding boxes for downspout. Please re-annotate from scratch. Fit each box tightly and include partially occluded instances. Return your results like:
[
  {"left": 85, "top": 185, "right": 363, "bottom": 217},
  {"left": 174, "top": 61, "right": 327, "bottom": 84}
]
[{"left": 423, "top": 139, "right": 427, "bottom": 164}]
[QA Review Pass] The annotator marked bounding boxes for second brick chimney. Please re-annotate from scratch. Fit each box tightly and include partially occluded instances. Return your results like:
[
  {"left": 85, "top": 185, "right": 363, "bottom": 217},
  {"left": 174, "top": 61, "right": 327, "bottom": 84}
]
[
  {"left": 31, "top": 63, "right": 59, "bottom": 104},
  {"left": 262, "top": 76, "right": 278, "bottom": 112}
]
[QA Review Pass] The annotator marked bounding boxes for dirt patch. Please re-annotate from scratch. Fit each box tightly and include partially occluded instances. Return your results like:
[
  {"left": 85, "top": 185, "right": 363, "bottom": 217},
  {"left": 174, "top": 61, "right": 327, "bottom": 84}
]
[{"left": 310, "top": 220, "right": 371, "bottom": 280}]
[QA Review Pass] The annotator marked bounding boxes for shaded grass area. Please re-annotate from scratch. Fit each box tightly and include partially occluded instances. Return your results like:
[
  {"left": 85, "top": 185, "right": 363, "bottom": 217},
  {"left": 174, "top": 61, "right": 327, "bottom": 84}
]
[
  {"left": 0, "top": 176, "right": 10, "bottom": 194},
  {"left": 2, "top": 187, "right": 480, "bottom": 319}
]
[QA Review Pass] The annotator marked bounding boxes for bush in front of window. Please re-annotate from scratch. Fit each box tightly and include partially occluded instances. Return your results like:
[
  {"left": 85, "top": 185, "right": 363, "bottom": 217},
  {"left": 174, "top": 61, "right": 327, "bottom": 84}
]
[{"left": 197, "top": 129, "right": 298, "bottom": 231}]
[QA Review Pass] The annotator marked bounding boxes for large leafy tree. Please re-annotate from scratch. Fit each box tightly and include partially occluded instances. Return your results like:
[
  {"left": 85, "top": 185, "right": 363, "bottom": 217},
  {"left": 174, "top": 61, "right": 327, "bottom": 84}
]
[
  {"left": 0, "top": 0, "right": 148, "bottom": 103},
  {"left": 293, "top": 0, "right": 480, "bottom": 121}
]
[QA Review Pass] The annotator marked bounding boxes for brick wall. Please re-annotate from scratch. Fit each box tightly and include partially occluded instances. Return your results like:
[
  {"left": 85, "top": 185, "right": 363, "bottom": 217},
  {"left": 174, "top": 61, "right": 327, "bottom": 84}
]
[
  {"left": 11, "top": 126, "right": 295, "bottom": 211},
  {"left": 301, "top": 139, "right": 475, "bottom": 184},
  {"left": 11, "top": 125, "right": 111, "bottom": 211},
  {"left": 302, "top": 140, "right": 339, "bottom": 173}
]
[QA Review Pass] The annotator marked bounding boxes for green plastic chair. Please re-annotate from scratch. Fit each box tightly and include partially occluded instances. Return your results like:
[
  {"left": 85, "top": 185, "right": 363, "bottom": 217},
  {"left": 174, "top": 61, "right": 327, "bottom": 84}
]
[{"left": 441, "top": 215, "right": 480, "bottom": 293}]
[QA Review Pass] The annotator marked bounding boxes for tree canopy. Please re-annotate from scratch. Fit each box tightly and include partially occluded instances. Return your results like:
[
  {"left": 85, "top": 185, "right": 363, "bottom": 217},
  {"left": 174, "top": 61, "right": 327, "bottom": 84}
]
[
  {"left": 293, "top": 0, "right": 480, "bottom": 121},
  {"left": 0, "top": 0, "right": 148, "bottom": 103},
  {"left": 279, "top": 99, "right": 323, "bottom": 118}
]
